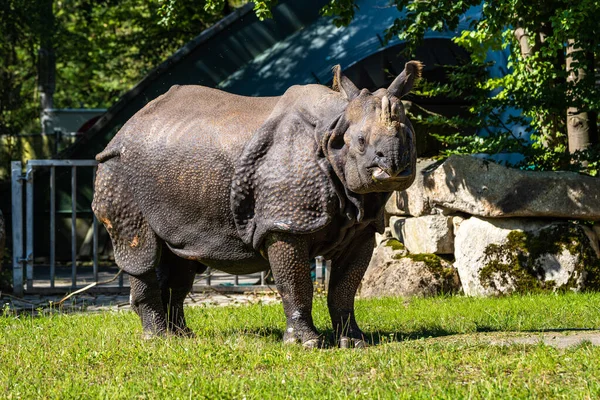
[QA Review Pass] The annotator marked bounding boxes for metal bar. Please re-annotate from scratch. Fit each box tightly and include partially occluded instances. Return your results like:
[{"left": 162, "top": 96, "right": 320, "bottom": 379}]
[
  {"left": 315, "top": 256, "right": 324, "bottom": 284},
  {"left": 92, "top": 166, "right": 98, "bottom": 283},
  {"left": 11, "top": 162, "right": 24, "bottom": 296},
  {"left": 71, "top": 165, "right": 77, "bottom": 289},
  {"left": 27, "top": 159, "right": 98, "bottom": 167},
  {"left": 25, "top": 163, "right": 34, "bottom": 290},
  {"left": 234, "top": 274, "right": 239, "bottom": 286},
  {"left": 206, "top": 267, "right": 212, "bottom": 286},
  {"left": 49, "top": 166, "right": 56, "bottom": 288},
  {"left": 260, "top": 271, "right": 266, "bottom": 286}
]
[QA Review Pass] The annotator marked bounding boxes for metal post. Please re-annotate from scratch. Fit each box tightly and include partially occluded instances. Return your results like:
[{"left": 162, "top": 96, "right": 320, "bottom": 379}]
[
  {"left": 315, "top": 256, "right": 324, "bottom": 284},
  {"left": 92, "top": 166, "right": 98, "bottom": 283},
  {"left": 49, "top": 166, "right": 55, "bottom": 288},
  {"left": 206, "top": 267, "right": 212, "bottom": 286},
  {"left": 71, "top": 165, "right": 77, "bottom": 288},
  {"left": 260, "top": 271, "right": 266, "bottom": 286},
  {"left": 11, "top": 162, "right": 24, "bottom": 296},
  {"left": 25, "top": 164, "right": 34, "bottom": 290},
  {"left": 234, "top": 274, "right": 239, "bottom": 286}
]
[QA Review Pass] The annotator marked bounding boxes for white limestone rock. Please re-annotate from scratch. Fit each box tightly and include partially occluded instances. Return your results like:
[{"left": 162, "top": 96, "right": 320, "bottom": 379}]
[
  {"left": 401, "top": 215, "right": 454, "bottom": 254},
  {"left": 397, "top": 155, "right": 600, "bottom": 220},
  {"left": 454, "top": 217, "right": 599, "bottom": 296},
  {"left": 361, "top": 240, "right": 460, "bottom": 298}
]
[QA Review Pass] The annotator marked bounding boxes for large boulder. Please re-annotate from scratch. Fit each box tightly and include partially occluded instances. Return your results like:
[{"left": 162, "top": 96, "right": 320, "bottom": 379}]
[
  {"left": 454, "top": 217, "right": 600, "bottom": 296},
  {"left": 396, "top": 155, "right": 600, "bottom": 220},
  {"left": 400, "top": 215, "right": 454, "bottom": 254},
  {"left": 361, "top": 239, "right": 461, "bottom": 298}
]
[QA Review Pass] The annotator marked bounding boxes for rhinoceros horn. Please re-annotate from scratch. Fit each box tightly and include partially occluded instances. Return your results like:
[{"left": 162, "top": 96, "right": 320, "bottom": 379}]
[
  {"left": 388, "top": 61, "right": 423, "bottom": 99},
  {"left": 332, "top": 64, "right": 360, "bottom": 101}
]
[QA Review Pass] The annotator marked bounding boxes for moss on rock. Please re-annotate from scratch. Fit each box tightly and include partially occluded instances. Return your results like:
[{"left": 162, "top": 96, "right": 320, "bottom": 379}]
[
  {"left": 403, "top": 253, "right": 460, "bottom": 294},
  {"left": 479, "top": 223, "right": 600, "bottom": 294},
  {"left": 385, "top": 239, "right": 405, "bottom": 251}
]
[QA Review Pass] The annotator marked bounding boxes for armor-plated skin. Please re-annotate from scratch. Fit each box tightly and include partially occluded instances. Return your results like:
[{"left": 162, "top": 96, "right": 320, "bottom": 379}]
[{"left": 92, "top": 62, "right": 421, "bottom": 347}]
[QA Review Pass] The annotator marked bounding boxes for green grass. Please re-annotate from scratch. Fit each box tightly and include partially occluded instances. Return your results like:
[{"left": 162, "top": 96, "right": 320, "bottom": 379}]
[{"left": 2, "top": 293, "right": 600, "bottom": 398}]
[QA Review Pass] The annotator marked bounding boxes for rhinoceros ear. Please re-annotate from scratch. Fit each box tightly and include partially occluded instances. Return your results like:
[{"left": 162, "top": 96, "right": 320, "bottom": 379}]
[
  {"left": 332, "top": 65, "right": 360, "bottom": 101},
  {"left": 388, "top": 60, "right": 423, "bottom": 98}
]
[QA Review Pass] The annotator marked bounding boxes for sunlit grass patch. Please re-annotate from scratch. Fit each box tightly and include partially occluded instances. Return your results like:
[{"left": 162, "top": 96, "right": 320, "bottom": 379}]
[{"left": 2, "top": 292, "right": 600, "bottom": 398}]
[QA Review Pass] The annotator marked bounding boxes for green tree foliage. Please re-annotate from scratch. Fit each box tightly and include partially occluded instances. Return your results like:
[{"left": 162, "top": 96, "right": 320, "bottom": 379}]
[
  {"left": 0, "top": 0, "right": 231, "bottom": 137},
  {"left": 54, "top": 0, "right": 231, "bottom": 108},
  {"left": 393, "top": 0, "right": 599, "bottom": 172},
  {"left": 0, "top": 0, "right": 42, "bottom": 136}
]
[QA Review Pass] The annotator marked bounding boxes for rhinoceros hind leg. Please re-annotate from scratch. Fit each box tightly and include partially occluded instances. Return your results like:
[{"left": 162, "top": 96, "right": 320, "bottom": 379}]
[
  {"left": 157, "top": 245, "right": 206, "bottom": 337},
  {"left": 129, "top": 271, "right": 168, "bottom": 338},
  {"left": 93, "top": 162, "right": 166, "bottom": 337}
]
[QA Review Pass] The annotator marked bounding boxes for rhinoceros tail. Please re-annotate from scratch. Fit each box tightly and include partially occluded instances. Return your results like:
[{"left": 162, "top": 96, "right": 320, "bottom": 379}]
[{"left": 95, "top": 147, "right": 120, "bottom": 163}]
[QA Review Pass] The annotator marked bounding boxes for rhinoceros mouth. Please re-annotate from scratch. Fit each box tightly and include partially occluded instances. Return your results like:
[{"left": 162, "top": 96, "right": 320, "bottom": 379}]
[
  {"left": 372, "top": 167, "right": 391, "bottom": 181},
  {"left": 370, "top": 166, "right": 413, "bottom": 183}
]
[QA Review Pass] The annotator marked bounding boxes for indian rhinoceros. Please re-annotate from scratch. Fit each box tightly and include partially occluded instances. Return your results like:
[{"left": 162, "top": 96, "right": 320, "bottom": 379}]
[{"left": 92, "top": 61, "right": 421, "bottom": 348}]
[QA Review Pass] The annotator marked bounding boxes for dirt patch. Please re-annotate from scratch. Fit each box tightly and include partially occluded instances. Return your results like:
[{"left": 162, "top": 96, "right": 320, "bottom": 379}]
[
  {"left": 488, "top": 331, "right": 600, "bottom": 349},
  {"left": 422, "top": 330, "right": 600, "bottom": 349}
]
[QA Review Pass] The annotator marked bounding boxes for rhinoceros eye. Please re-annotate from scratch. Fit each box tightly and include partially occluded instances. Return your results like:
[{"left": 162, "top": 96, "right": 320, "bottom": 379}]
[{"left": 357, "top": 135, "right": 365, "bottom": 150}]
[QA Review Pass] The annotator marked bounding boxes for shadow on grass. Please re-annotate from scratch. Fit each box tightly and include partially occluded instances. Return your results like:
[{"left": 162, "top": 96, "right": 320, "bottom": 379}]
[
  {"left": 232, "top": 326, "right": 459, "bottom": 347},
  {"left": 230, "top": 325, "right": 600, "bottom": 348}
]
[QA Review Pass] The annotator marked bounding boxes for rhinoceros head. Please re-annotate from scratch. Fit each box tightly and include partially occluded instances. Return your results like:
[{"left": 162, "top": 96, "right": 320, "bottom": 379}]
[{"left": 327, "top": 61, "right": 421, "bottom": 194}]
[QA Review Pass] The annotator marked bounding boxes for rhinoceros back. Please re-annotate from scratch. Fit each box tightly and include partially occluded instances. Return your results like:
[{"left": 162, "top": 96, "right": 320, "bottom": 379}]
[{"left": 97, "top": 85, "right": 279, "bottom": 264}]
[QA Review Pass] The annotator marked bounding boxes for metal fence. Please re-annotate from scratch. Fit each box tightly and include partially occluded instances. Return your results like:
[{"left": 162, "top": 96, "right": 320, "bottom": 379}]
[{"left": 11, "top": 160, "right": 329, "bottom": 296}]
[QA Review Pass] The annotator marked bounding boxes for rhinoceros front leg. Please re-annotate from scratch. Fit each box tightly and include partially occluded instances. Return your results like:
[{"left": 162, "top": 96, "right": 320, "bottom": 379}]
[
  {"left": 328, "top": 229, "right": 376, "bottom": 348},
  {"left": 266, "top": 233, "right": 322, "bottom": 348}
]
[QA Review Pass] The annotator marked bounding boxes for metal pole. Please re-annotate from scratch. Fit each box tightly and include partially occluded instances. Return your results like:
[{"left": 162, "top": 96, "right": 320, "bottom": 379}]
[
  {"left": 25, "top": 164, "right": 34, "bottom": 291},
  {"left": 315, "top": 256, "right": 324, "bottom": 284},
  {"left": 11, "top": 162, "right": 24, "bottom": 296},
  {"left": 260, "top": 271, "right": 266, "bottom": 286},
  {"left": 92, "top": 166, "right": 98, "bottom": 283},
  {"left": 206, "top": 267, "right": 212, "bottom": 286},
  {"left": 71, "top": 165, "right": 77, "bottom": 288},
  {"left": 49, "top": 166, "right": 55, "bottom": 288}
]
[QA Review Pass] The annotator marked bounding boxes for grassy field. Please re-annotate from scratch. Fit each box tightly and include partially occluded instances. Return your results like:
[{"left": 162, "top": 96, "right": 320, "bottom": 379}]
[{"left": 2, "top": 293, "right": 600, "bottom": 399}]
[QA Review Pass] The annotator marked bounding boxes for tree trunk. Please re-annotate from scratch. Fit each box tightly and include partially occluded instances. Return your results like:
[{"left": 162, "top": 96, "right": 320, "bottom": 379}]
[
  {"left": 514, "top": 26, "right": 562, "bottom": 147},
  {"left": 38, "top": 0, "right": 56, "bottom": 134},
  {"left": 566, "top": 39, "right": 598, "bottom": 154}
]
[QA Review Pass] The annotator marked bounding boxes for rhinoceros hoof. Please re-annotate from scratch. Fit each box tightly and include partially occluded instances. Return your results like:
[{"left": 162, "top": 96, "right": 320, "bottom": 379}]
[
  {"left": 141, "top": 330, "right": 166, "bottom": 340},
  {"left": 283, "top": 330, "right": 325, "bottom": 348},
  {"left": 339, "top": 336, "right": 368, "bottom": 349},
  {"left": 302, "top": 338, "right": 326, "bottom": 349}
]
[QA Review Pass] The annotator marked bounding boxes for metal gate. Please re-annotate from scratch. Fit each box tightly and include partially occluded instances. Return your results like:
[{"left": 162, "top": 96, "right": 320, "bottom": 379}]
[
  {"left": 11, "top": 160, "right": 329, "bottom": 296},
  {"left": 11, "top": 160, "right": 122, "bottom": 296}
]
